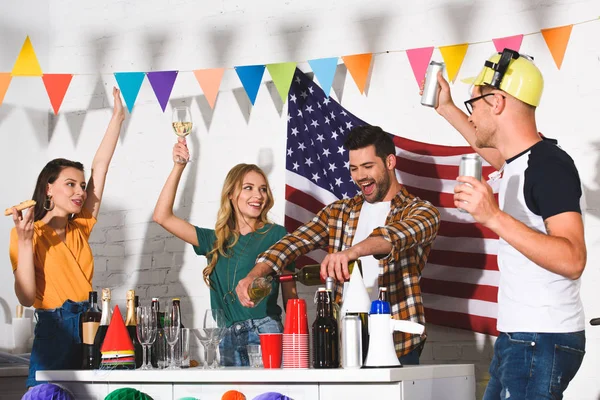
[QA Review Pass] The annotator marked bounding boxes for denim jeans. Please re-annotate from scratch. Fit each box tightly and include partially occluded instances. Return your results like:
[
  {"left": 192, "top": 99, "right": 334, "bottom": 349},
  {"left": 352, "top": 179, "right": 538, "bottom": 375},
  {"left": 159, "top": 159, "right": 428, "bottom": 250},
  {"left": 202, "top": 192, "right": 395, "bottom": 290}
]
[
  {"left": 398, "top": 341, "right": 423, "bottom": 366},
  {"left": 219, "top": 316, "right": 283, "bottom": 367},
  {"left": 27, "top": 300, "right": 89, "bottom": 387},
  {"left": 483, "top": 331, "right": 585, "bottom": 400}
]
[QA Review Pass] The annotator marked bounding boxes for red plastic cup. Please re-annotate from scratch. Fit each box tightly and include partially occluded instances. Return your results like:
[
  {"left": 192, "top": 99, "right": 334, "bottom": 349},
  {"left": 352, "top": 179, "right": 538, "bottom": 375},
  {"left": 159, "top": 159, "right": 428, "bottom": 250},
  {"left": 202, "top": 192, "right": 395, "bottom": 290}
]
[
  {"left": 259, "top": 333, "right": 283, "bottom": 368},
  {"left": 284, "top": 299, "right": 308, "bottom": 334}
]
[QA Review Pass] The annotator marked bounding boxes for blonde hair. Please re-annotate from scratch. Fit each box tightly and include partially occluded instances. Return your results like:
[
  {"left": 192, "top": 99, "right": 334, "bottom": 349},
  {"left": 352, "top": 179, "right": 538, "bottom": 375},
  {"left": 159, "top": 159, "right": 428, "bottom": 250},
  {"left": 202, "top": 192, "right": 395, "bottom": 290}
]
[{"left": 203, "top": 164, "right": 275, "bottom": 287}]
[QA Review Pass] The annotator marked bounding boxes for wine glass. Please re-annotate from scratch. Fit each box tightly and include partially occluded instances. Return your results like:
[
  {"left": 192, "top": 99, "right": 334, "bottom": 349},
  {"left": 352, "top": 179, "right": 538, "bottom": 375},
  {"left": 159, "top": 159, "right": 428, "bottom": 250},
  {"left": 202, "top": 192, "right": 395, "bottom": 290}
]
[
  {"left": 172, "top": 106, "right": 193, "bottom": 164},
  {"left": 136, "top": 306, "right": 157, "bottom": 370},
  {"left": 163, "top": 305, "right": 181, "bottom": 370},
  {"left": 203, "top": 309, "right": 226, "bottom": 369}
]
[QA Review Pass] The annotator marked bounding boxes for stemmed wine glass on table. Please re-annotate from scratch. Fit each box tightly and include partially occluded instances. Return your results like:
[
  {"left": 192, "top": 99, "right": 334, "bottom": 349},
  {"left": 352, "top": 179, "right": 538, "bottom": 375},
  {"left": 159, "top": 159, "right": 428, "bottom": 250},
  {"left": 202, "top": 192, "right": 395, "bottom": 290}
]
[
  {"left": 163, "top": 304, "right": 181, "bottom": 370},
  {"left": 195, "top": 309, "right": 226, "bottom": 369},
  {"left": 136, "top": 306, "right": 157, "bottom": 370},
  {"left": 172, "top": 106, "right": 193, "bottom": 164}
]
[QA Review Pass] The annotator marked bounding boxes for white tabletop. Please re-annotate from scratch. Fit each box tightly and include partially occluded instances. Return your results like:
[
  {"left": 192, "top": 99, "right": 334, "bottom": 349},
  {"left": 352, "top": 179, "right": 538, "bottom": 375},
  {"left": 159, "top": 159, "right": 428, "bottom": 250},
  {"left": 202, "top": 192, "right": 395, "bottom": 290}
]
[{"left": 37, "top": 364, "right": 474, "bottom": 383}]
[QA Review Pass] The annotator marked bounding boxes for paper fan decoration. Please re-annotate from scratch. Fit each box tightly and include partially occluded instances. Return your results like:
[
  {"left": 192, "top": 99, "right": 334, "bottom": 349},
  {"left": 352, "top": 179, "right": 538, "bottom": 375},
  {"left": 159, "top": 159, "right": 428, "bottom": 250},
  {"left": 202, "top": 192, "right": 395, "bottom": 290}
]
[
  {"left": 222, "top": 390, "right": 246, "bottom": 400},
  {"left": 100, "top": 305, "right": 135, "bottom": 369},
  {"left": 21, "top": 383, "right": 74, "bottom": 400},
  {"left": 104, "top": 388, "right": 153, "bottom": 400}
]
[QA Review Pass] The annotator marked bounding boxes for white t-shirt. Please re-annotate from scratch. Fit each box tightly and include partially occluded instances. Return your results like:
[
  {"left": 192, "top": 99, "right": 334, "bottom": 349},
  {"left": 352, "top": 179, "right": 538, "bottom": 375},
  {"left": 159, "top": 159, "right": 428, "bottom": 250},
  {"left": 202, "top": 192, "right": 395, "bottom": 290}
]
[
  {"left": 350, "top": 200, "right": 391, "bottom": 302},
  {"left": 497, "top": 139, "right": 585, "bottom": 333}
]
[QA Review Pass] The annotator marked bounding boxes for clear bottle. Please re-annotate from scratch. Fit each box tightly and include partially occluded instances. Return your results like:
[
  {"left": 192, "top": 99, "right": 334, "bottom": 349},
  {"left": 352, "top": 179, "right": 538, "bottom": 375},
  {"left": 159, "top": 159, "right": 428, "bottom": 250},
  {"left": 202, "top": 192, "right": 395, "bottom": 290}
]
[
  {"left": 312, "top": 287, "right": 339, "bottom": 369},
  {"left": 82, "top": 291, "right": 101, "bottom": 369},
  {"left": 93, "top": 288, "right": 112, "bottom": 369},
  {"left": 150, "top": 297, "right": 162, "bottom": 368},
  {"left": 172, "top": 298, "right": 185, "bottom": 367},
  {"left": 125, "top": 290, "right": 143, "bottom": 368}
]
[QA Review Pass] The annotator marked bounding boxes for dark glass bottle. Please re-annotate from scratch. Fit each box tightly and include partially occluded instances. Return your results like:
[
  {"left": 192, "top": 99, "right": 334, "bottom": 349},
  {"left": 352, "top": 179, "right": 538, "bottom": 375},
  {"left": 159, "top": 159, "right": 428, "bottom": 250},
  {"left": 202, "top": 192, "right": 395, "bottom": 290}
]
[
  {"left": 82, "top": 291, "right": 102, "bottom": 369},
  {"left": 150, "top": 297, "right": 162, "bottom": 368},
  {"left": 312, "top": 288, "right": 339, "bottom": 369},
  {"left": 93, "top": 288, "right": 112, "bottom": 369},
  {"left": 125, "top": 290, "right": 143, "bottom": 368}
]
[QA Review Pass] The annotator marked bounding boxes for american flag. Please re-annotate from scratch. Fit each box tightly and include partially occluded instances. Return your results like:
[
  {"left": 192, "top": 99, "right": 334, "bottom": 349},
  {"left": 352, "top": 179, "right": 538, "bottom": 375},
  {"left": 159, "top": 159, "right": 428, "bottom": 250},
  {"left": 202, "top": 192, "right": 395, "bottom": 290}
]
[{"left": 284, "top": 69, "right": 500, "bottom": 336}]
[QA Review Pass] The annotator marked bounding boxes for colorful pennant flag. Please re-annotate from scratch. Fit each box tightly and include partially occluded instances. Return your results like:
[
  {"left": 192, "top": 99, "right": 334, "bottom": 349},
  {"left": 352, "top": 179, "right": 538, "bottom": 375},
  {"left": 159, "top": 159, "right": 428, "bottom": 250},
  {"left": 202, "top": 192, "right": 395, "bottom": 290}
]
[
  {"left": 194, "top": 68, "right": 225, "bottom": 109},
  {"left": 11, "top": 36, "right": 43, "bottom": 76},
  {"left": 147, "top": 70, "right": 178, "bottom": 112},
  {"left": 308, "top": 57, "right": 338, "bottom": 98},
  {"left": 0, "top": 73, "right": 11, "bottom": 106},
  {"left": 114, "top": 72, "right": 146, "bottom": 113},
  {"left": 341, "top": 53, "right": 372, "bottom": 94},
  {"left": 439, "top": 44, "right": 469, "bottom": 83},
  {"left": 492, "top": 34, "right": 524, "bottom": 53},
  {"left": 406, "top": 47, "right": 434, "bottom": 87},
  {"left": 266, "top": 62, "right": 297, "bottom": 103},
  {"left": 541, "top": 25, "right": 573, "bottom": 69},
  {"left": 235, "top": 65, "right": 266, "bottom": 105},
  {"left": 42, "top": 74, "right": 73, "bottom": 115}
]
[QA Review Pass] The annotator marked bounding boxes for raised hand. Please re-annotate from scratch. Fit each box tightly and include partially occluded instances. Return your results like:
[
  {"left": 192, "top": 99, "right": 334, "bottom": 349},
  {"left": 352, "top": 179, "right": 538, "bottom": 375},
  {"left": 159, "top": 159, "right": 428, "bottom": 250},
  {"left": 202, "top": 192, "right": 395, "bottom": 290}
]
[
  {"left": 112, "top": 87, "right": 125, "bottom": 122},
  {"left": 12, "top": 207, "right": 34, "bottom": 242},
  {"left": 173, "top": 137, "right": 190, "bottom": 165}
]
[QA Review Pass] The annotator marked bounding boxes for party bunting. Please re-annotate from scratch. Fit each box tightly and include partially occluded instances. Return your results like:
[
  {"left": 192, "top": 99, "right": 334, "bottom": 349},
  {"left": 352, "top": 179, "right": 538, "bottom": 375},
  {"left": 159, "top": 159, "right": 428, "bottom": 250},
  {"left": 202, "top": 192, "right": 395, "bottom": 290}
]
[
  {"left": 541, "top": 25, "right": 573, "bottom": 69},
  {"left": 147, "top": 70, "right": 178, "bottom": 112},
  {"left": 308, "top": 57, "right": 338, "bottom": 98},
  {"left": 439, "top": 43, "right": 469, "bottom": 83},
  {"left": 11, "top": 36, "right": 43, "bottom": 76},
  {"left": 406, "top": 47, "right": 434, "bottom": 87},
  {"left": 235, "top": 65, "right": 266, "bottom": 105},
  {"left": 266, "top": 62, "right": 297, "bottom": 103},
  {"left": 492, "top": 34, "right": 524, "bottom": 53},
  {"left": 194, "top": 68, "right": 225, "bottom": 109},
  {"left": 0, "top": 73, "right": 11, "bottom": 106},
  {"left": 114, "top": 72, "right": 146, "bottom": 113},
  {"left": 341, "top": 53, "right": 372, "bottom": 94},
  {"left": 42, "top": 74, "right": 73, "bottom": 115}
]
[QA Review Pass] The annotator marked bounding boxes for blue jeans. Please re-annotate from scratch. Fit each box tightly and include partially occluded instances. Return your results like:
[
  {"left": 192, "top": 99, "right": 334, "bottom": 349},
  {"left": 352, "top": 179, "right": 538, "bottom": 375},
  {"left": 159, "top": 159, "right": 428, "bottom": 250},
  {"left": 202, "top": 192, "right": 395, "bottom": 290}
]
[
  {"left": 483, "top": 331, "right": 585, "bottom": 400},
  {"left": 399, "top": 342, "right": 423, "bottom": 365},
  {"left": 219, "top": 316, "right": 283, "bottom": 367},
  {"left": 27, "top": 300, "right": 89, "bottom": 387}
]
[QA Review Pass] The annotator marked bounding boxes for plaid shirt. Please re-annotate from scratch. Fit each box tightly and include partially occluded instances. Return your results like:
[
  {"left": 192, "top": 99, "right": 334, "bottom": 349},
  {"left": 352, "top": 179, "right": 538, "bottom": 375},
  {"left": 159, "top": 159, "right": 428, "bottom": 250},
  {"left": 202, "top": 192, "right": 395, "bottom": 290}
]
[{"left": 256, "top": 186, "right": 441, "bottom": 357}]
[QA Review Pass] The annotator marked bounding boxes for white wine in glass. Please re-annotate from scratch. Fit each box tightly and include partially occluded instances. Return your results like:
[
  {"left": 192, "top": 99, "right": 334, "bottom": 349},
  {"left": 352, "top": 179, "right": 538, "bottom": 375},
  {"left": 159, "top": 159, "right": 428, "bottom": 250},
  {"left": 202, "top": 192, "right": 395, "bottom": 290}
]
[{"left": 172, "top": 106, "right": 193, "bottom": 164}]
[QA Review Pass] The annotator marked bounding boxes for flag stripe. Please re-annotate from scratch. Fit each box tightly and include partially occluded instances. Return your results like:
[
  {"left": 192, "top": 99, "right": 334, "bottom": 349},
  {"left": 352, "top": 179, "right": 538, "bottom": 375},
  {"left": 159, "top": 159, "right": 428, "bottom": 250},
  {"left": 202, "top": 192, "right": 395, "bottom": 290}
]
[
  {"left": 422, "top": 264, "right": 500, "bottom": 286},
  {"left": 425, "top": 307, "right": 500, "bottom": 336},
  {"left": 396, "top": 156, "right": 497, "bottom": 180},
  {"left": 421, "top": 278, "right": 498, "bottom": 303},
  {"left": 286, "top": 185, "right": 326, "bottom": 215},
  {"left": 438, "top": 220, "right": 498, "bottom": 239},
  {"left": 393, "top": 136, "right": 475, "bottom": 157},
  {"left": 428, "top": 250, "right": 498, "bottom": 271}
]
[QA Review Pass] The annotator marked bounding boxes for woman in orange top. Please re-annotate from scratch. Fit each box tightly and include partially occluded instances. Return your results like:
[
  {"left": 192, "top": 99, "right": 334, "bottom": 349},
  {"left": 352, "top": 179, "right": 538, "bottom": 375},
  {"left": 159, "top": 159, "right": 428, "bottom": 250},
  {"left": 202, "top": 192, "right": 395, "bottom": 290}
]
[{"left": 9, "top": 87, "right": 125, "bottom": 387}]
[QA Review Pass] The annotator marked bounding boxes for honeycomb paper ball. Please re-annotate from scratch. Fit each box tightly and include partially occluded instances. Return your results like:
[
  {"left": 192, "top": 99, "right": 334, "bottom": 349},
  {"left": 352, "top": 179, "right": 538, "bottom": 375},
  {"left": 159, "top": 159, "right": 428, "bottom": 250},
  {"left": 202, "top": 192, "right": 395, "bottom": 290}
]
[
  {"left": 222, "top": 390, "right": 246, "bottom": 400},
  {"left": 104, "top": 387, "right": 153, "bottom": 400},
  {"left": 21, "top": 383, "right": 74, "bottom": 400},
  {"left": 252, "top": 393, "right": 291, "bottom": 400}
]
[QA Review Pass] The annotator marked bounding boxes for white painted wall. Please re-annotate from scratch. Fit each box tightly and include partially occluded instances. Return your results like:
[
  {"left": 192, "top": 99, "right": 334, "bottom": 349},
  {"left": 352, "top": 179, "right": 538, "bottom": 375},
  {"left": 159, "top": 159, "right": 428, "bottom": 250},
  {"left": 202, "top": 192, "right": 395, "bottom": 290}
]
[{"left": 1, "top": 0, "right": 599, "bottom": 398}]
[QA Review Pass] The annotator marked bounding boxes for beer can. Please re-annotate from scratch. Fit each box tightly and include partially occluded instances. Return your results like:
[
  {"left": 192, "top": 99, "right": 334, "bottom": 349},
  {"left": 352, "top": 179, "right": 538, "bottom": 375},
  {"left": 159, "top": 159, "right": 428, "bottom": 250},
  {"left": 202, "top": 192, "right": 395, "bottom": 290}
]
[
  {"left": 421, "top": 61, "right": 445, "bottom": 108},
  {"left": 457, "top": 154, "right": 483, "bottom": 213},
  {"left": 341, "top": 314, "right": 363, "bottom": 369}
]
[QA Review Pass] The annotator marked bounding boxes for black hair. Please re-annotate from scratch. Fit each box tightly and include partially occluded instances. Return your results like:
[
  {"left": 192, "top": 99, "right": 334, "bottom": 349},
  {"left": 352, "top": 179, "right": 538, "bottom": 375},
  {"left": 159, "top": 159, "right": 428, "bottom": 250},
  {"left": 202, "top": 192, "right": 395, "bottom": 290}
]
[{"left": 343, "top": 125, "right": 395, "bottom": 162}]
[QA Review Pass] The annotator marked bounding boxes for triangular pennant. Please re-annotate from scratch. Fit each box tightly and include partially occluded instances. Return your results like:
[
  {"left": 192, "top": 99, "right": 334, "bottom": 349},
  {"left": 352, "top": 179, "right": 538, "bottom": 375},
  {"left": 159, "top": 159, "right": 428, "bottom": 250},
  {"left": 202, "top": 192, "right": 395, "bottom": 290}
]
[
  {"left": 100, "top": 306, "right": 134, "bottom": 353},
  {"left": 0, "top": 73, "right": 12, "bottom": 106},
  {"left": 541, "top": 25, "right": 573, "bottom": 69},
  {"left": 341, "top": 53, "right": 372, "bottom": 94},
  {"left": 492, "top": 34, "right": 524, "bottom": 53},
  {"left": 266, "top": 62, "right": 297, "bottom": 103},
  {"left": 308, "top": 57, "right": 338, "bottom": 98},
  {"left": 406, "top": 47, "right": 434, "bottom": 87},
  {"left": 113, "top": 72, "right": 146, "bottom": 113},
  {"left": 146, "top": 70, "right": 178, "bottom": 112},
  {"left": 439, "top": 44, "right": 469, "bottom": 83},
  {"left": 42, "top": 74, "right": 73, "bottom": 115},
  {"left": 11, "top": 36, "right": 43, "bottom": 76},
  {"left": 193, "top": 68, "right": 225, "bottom": 109},
  {"left": 235, "top": 65, "right": 265, "bottom": 105}
]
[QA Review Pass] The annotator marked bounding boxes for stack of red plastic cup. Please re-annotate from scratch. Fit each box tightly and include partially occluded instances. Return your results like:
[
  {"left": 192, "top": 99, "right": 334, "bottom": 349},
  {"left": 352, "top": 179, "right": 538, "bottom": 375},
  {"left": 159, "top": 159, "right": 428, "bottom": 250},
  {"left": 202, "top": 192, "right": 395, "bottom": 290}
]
[{"left": 282, "top": 298, "right": 309, "bottom": 368}]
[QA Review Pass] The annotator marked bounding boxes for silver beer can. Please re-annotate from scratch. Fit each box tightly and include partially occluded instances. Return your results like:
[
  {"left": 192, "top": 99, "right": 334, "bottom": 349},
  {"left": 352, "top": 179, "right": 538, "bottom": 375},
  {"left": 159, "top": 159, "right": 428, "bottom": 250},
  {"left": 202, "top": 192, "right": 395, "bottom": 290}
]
[
  {"left": 421, "top": 61, "right": 445, "bottom": 108},
  {"left": 341, "top": 314, "right": 363, "bottom": 369},
  {"left": 457, "top": 154, "right": 483, "bottom": 213}
]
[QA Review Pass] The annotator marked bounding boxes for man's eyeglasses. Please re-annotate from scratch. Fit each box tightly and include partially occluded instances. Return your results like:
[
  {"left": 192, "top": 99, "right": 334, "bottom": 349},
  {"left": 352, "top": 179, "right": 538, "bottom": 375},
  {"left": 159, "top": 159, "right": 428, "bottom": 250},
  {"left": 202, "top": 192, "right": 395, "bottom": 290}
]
[{"left": 463, "top": 93, "right": 504, "bottom": 115}]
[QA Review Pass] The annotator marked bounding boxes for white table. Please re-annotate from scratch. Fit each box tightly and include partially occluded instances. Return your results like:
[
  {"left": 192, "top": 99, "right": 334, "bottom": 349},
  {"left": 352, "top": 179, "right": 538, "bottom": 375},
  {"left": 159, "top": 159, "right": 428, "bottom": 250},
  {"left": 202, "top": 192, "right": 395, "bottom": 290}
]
[
  {"left": 38, "top": 364, "right": 476, "bottom": 400},
  {"left": 0, "top": 366, "right": 28, "bottom": 400}
]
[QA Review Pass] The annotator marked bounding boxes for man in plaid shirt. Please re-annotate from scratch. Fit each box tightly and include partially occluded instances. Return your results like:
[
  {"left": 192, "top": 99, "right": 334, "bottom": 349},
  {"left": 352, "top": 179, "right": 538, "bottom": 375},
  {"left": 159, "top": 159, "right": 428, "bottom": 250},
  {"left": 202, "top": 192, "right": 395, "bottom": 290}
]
[{"left": 236, "top": 125, "right": 441, "bottom": 363}]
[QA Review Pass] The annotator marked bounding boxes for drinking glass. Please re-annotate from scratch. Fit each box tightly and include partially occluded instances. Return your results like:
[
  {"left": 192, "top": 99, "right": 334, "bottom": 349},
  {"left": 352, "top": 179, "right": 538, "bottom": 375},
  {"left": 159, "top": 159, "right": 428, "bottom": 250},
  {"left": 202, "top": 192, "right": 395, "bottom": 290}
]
[
  {"left": 172, "top": 106, "right": 193, "bottom": 164},
  {"left": 163, "top": 305, "right": 181, "bottom": 370},
  {"left": 194, "top": 309, "right": 226, "bottom": 369},
  {"left": 136, "top": 306, "right": 157, "bottom": 370}
]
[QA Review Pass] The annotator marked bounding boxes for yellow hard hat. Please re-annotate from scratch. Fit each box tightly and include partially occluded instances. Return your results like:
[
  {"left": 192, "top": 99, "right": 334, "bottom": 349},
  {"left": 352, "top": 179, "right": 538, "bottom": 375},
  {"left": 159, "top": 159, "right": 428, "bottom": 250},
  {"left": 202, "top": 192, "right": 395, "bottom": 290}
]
[{"left": 462, "top": 49, "right": 544, "bottom": 107}]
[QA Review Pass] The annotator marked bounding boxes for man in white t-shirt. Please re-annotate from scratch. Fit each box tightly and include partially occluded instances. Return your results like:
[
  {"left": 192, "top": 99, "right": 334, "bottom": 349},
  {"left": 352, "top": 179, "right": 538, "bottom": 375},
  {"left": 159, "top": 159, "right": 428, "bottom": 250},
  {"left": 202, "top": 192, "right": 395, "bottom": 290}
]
[{"left": 431, "top": 49, "right": 586, "bottom": 399}]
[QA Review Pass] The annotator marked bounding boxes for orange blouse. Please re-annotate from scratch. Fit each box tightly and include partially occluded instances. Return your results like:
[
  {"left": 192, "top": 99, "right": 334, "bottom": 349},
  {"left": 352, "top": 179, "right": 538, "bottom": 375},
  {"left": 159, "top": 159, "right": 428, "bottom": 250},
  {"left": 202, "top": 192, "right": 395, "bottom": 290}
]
[{"left": 9, "top": 207, "right": 97, "bottom": 309}]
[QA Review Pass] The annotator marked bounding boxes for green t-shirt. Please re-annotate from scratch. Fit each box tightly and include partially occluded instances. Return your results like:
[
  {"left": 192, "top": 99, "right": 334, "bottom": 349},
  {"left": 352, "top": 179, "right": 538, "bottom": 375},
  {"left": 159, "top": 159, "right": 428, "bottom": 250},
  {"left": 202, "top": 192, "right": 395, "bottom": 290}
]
[{"left": 193, "top": 223, "right": 294, "bottom": 327}]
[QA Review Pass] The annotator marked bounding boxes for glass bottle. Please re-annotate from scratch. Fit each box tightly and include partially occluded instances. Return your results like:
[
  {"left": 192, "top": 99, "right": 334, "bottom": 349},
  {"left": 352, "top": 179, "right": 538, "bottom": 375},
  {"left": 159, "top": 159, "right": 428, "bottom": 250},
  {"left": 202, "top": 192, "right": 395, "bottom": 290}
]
[
  {"left": 326, "top": 276, "right": 342, "bottom": 367},
  {"left": 172, "top": 298, "right": 185, "bottom": 367},
  {"left": 150, "top": 298, "right": 162, "bottom": 368},
  {"left": 125, "top": 290, "right": 143, "bottom": 368},
  {"left": 82, "top": 291, "right": 102, "bottom": 369},
  {"left": 312, "top": 288, "right": 339, "bottom": 369},
  {"left": 93, "top": 288, "right": 112, "bottom": 369}
]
